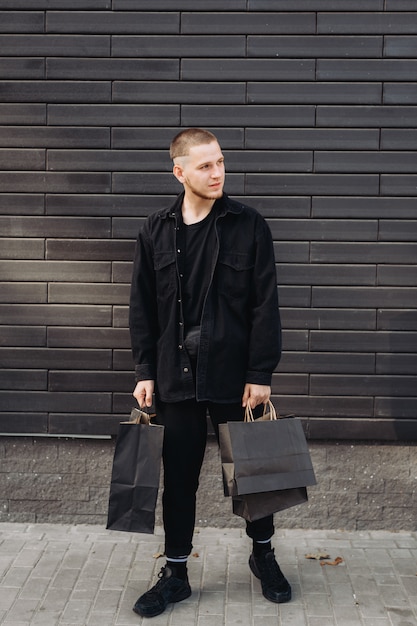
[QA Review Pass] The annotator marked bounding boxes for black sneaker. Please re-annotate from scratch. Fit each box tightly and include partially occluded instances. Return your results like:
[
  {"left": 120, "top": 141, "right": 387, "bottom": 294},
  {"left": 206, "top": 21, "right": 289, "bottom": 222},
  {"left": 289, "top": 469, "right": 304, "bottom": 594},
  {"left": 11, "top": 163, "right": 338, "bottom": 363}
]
[
  {"left": 249, "top": 549, "right": 291, "bottom": 604},
  {"left": 133, "top": 564, "right": 192, "bottom": 618}
]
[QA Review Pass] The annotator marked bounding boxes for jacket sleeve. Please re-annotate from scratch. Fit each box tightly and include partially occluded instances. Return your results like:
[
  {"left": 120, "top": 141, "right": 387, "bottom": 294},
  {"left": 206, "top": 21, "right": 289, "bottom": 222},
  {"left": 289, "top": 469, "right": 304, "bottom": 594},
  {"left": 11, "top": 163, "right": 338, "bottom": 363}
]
[
  {"left": 246, "top": 215, "right": 281, "bottom": 386},
  {"left": 129, "top": 222, "right": 159, "bottom": 383}
]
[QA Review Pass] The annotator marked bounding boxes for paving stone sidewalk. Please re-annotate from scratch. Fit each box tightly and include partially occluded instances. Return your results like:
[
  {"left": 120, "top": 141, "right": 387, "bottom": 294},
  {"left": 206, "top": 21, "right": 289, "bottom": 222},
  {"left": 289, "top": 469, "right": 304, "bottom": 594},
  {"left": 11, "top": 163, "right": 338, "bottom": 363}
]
[{"left": 0, "top": 523, "right": 417, "bottom": 626}]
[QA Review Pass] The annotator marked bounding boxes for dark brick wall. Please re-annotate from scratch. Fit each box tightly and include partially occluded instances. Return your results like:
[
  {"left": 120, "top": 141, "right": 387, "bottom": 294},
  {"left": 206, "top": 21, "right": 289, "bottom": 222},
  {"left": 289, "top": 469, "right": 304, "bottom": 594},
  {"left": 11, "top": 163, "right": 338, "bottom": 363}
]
[{"left": 0, "top": 2, "right": 416, "bottom": 440}]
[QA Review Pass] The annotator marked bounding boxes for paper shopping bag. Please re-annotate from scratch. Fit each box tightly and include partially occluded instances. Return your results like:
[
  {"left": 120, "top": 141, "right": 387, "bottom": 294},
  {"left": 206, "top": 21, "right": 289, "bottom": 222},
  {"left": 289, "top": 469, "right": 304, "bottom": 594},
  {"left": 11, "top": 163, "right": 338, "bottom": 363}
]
[
  {"left": 219, "top": 402, "right": 316, "bottom": 497},
  {"left": 232, "top": 487, "right": 308, "bottom": 522},
  {"left": 106, "top": 408, "right": 164, "bottom": 534}
]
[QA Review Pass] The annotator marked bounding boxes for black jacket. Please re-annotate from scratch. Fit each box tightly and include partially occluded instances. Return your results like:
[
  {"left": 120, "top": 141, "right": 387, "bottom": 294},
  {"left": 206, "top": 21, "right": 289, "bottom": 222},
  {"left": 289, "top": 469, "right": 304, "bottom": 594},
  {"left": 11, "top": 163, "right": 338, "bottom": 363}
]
[{"left": 129, "top": 193, "right": 281, "bottom": 403}]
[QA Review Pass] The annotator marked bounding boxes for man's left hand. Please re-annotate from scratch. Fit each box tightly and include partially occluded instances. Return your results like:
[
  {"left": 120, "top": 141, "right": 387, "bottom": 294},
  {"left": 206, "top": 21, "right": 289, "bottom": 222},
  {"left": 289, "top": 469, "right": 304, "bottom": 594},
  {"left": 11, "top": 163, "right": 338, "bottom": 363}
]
[{"left": 242, "top": 383, "right": 271, "bottom": 409}]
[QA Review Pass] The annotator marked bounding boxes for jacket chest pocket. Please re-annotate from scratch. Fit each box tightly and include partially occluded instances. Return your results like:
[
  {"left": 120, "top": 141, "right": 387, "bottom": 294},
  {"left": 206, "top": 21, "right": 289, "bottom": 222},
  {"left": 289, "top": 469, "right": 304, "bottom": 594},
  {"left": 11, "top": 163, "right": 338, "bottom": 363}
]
[
  {"left": 153, "top": 251, "right": 177, "bottom": 300},
  {"left": 217, "top": 251, "right": 254, "bottom": 300}
]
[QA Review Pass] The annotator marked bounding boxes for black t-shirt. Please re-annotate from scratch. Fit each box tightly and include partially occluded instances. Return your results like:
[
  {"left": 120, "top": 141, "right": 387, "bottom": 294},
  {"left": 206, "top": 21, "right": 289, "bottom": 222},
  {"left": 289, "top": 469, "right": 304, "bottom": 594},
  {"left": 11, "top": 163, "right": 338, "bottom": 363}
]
[{"left": 177, "top": 208, "right": 217, "bottom": 330}]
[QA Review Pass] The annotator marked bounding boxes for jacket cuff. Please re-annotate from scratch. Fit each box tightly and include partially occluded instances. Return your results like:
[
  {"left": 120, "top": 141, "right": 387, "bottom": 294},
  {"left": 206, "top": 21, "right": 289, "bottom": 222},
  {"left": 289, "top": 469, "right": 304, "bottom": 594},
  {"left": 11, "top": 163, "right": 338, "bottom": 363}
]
[
  {"left": 245, "top": 370, "right": 272, "bottom": 386},
  {"left": 134, "top": 364, "right": 156, "bottom": 383}
]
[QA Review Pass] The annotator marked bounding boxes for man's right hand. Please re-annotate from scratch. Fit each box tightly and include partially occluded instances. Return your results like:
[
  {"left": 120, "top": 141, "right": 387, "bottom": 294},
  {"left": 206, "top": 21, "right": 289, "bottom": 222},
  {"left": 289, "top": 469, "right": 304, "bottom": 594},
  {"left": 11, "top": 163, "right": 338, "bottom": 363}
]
[{"left": 133, "top": 380, "right": 155, "bottom": 408}]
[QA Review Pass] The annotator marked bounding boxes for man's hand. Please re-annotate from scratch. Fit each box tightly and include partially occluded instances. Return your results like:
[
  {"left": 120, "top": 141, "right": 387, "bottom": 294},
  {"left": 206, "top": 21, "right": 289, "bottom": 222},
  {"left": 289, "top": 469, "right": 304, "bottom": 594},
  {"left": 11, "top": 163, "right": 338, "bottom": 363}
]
[
  {"left": 242, "top": 383, "right": 271, "bottom": 409},
  {"left": 133, "top": 380, "right": 154, "bottom": 408}
]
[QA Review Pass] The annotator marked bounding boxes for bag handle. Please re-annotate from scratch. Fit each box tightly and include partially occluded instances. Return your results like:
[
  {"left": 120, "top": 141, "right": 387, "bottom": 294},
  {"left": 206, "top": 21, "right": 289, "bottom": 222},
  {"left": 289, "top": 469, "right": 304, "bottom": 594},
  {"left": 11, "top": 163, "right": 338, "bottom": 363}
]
[
  {"left": 244, "top": 400, "right": 279, "bottom": 423},
  {"left": 129, "top": 407, "right": 156, "bottom": 425}
]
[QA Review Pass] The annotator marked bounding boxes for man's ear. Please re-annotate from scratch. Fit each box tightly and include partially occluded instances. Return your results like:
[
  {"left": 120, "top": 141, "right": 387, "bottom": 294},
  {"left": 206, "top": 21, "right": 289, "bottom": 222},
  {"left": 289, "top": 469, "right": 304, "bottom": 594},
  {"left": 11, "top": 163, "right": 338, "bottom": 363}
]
[{"left": 173, "top": 163, "right": 185, "bottom": 184}]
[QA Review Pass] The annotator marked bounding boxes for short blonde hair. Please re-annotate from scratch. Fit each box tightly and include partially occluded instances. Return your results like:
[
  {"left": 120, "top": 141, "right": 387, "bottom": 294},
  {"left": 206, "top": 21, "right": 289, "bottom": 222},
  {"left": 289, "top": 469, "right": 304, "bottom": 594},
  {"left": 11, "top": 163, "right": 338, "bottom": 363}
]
[{"left": 170, "top": 128, "right": 218, "bottom": 160}]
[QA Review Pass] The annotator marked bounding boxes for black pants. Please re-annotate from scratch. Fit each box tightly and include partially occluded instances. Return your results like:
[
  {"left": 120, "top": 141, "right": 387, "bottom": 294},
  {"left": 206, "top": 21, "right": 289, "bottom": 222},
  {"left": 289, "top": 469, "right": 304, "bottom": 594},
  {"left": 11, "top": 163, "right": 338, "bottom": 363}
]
[{"left": 155, "top": 396, "right": 274, "bottom": 558}]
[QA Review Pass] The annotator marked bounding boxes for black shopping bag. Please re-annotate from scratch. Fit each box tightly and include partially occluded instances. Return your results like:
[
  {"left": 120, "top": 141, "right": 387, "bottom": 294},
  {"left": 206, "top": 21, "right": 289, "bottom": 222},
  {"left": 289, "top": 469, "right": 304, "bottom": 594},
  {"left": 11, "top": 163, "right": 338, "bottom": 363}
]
[
  {"left": 219, "top": 402, "right": 316, "bottom": 497},
  {"left": 106, "top": 408, "right": 164, "bottom": 534},
  {"left": 232, "top": 487, "right": 308, "bottom": 522}
]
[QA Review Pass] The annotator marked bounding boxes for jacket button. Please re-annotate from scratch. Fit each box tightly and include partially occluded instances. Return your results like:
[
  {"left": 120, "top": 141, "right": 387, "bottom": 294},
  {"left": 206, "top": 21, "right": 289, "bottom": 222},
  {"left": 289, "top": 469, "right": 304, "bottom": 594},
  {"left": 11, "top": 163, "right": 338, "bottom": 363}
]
[
  {"left": 183, "top": 367, "right": 189, "bottom": 373},
  {"left": 179, "top": 345, "right": 183, "bottom": 350}
]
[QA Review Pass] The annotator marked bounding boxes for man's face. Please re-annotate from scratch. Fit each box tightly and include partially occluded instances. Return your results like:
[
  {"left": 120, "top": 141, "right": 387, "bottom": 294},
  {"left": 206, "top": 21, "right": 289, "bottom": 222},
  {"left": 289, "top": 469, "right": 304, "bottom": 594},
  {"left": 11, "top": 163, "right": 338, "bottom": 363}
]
[{"left": 174, "top": 141, "right": 225, "bottom": 201}]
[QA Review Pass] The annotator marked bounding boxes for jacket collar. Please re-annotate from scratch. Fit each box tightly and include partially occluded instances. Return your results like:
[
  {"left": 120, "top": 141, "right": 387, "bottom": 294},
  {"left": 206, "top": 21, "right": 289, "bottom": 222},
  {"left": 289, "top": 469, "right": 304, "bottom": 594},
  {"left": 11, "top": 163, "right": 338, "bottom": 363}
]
[{"left": 160, "top": 192, "right": 243, "bottom": 220}]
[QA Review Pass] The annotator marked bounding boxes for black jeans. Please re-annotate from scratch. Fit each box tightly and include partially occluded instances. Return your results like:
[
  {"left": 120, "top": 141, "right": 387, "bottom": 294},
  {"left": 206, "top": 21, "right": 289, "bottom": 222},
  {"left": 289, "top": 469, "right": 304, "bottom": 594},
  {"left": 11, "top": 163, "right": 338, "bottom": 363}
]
[{"left": 155, "top": 396, "right": 274, "bottom": 558}]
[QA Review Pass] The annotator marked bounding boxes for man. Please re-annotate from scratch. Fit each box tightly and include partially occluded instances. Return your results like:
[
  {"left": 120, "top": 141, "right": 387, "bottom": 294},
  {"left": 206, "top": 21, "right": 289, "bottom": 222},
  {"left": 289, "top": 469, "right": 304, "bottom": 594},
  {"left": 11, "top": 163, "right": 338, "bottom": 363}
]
[{"left": 129, "top": 128, "right": 291, "bottom": 618}]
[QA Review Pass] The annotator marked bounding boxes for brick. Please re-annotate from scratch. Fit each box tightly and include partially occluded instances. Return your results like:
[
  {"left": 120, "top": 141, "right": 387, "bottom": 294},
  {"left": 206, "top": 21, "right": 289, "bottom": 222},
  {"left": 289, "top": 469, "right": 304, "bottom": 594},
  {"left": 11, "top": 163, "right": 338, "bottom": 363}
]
[
  {"left": 0, "top": 347, "right": 112, "bottom": 369},
  {"left": 225, "top": 150, "right": 312, "bottom": 173},
  {"left": 182, "top": 12, "right": 315, "bottom": 34},
  {"left": 182, "top": 59, "right": 315, "bottom": 81},
  {"left": 46, "top": 11, "right": 179, "bottom": 34},
  {"left": 0, "top": 283, "right": 47, "bottom": 303},
  {"left": 0, "top": 413, "right": 48, "bottom": 434},
  {"left": 315, "top": 151, "right": 417, "bottom": 173},
  {"left": 241, "top": 196, "right": 311, "bottom": 218},
  {"left": 48, "top": 104, "right": 180, "bottom": 126},
  {"left": 246, "top": 174, "right": 379, "bottom": 197},
  {"left": 48, "top": 413, "right": 121, "bottom": 436},
  {"left": 248, "top": 35, "right": 382, "bottom": 58},
  {"left": 46, "top": 239, "right": 135, "bottom": 261},
  {"left": 48, "top": 283, "right": 129, "bottom": 304},
  {"left": 185, "top": 104, "right": 315, "bottom": 128},
  {"left": 0, "top": 35, "right": 110, "bottom": 56},
  {"left": 0, "top": 326, "right": 46, "bottom": 347},
  {"left": 381, "top": 129, "right": 417, "bottom": 150},
  {"left": 1, "top": 239, "right": 44, "bottom": 259},
  {"left": 317, "top": 106, "right": 417, "bottom": 128},
  {"left": 0, "top": 391, "right": 111, "bottom": 413},
  {"left": 47, "top": 58, "right": 178, "bottom": 81},
  {"left": 384, "top": 83, "right": 417, "bottom": 105},
  {"left": 47, "top": 149, "right": 170, "bottom": 172},
  {"left": 279, "top": 352, "right": 375, "bottom": 374},
  {"left": 48, "top": 327, "right": 129, "bottom": 349},
  {"left": 379, "top": 221, "right": 417, "bottom": 242},
  {"left": 0, "top": 305, "right": 112, "bottom": 326},
  {"left": 274, "top": 395, "right": 374, "bottom": 418},
  {"left": 0, "top": 193, "right": 44, "bottom": 215},
  {"left": 0, "top": 370, "right": 47, "bottom": 391},
  {"left": 385, "top": 35, "right": 417, "bottom": 57},
  {"left": 318, "top": 12, "right": 417, "bottom": 35},
  {"left": 113, "top": 306, "right": 128, "bottom": 327},
  {"left": 246, "top": 128, "right": 379, "bottom": 150},
  {"left": 278, "top": 286, "right": 311, "bottom": 307},
  {"left": 311, "top": 375, "right": 417, "bottom": 397},
  {"left": 114, "top": 0, "right": 245, "bottom": 7},
  {"left": 113, "top": 81, "right": 246, "bottom": 105},
  {"left": 0, "top": 126, "right": 109, "bottom": 149},
  {"left": 248, "top": 82, "right": 381, "bottom": 104},
  {"left": 0, "top": 149, "right": 44, "bottom": 170},
  {"left": 113, "top": 349, "right": 133, "bottom": 371},
  {"left": 0, "top": 0, "right": 111, "bottom": 6},
  {"left": 272, "top": 373, "right": 309, "bottom": 395},
  {"left": 376, "top": 354, "right": 417, "bottom": 374},
  {"left": 281, "top": 330, "right": 309, "bottom": 351},
  {"left": 112, "top": 35, "right": 246, "bottom": 58},
  {"left": 311, "top": 242, "right": 417, "bottom": 264},
  {"left": 112, "top": 262, "right": 131, "bottom": 284},
  {"left": 312, "top": 287, "right": 417, "bottom": 309},
  {"left": 381, "top": 175, "right": 417, "bottom": 196},
  {"left": 280, "top": 308, "right": 376, "bottom": 330},
  {"left": 0, "top": 104, "right": 46, "bottom": 125},
  {"left": 49, "top": 371, "right": 133, "bottom": 392},
  {"left": 0, "top": 217, "right": 110, "bottom": 238},
  {"left": 0, "top": 11, "right": 44, "bottom": 33},
  {"left": 45, "top": 193, "right": 165, "bottom": 217},
  {"left": 377, "top": 309, "right": 417, "bottom": 330},
  {"left": 112, "top": 127, "right": 243, "bottom": 149},
  {"left": 310, "top": 330, "right": 417, "bottom": 352},
  {"left": 0, "top": 58, "right": 44, "bottom": 80},
  {"left": 317, "top": 59, "right": 417, "bottom": 81},
  {"left": 0, "top": 260, "right": 111, "bottom": 283},
  {"left": 277, "top": 264, "right": 375, "bottom": 286},
  {"left": 0, "top": 81, "right": 111, "bottom": 103},
  {"left": 250, "top": 1, "right": 383, "bottom": 8},
  {"left": 312, "top": 197, "right": 417, "bottom": 219},
  {"left": 275, "top": 243, "right": 309, "bottom": 262},
  {"left": 0, "top": 172, "right": 111, "bottom": 194},
  {"left": 375, "top": 398, "right": 417, "bottom": 418}
]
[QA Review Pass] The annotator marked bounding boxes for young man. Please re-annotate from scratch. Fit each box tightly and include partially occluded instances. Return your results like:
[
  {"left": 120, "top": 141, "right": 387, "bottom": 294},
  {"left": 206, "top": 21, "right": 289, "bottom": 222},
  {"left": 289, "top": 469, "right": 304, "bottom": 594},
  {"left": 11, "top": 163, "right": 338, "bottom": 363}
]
[{"left": 129, "top": 128, "right": 291, "bottom": 618}]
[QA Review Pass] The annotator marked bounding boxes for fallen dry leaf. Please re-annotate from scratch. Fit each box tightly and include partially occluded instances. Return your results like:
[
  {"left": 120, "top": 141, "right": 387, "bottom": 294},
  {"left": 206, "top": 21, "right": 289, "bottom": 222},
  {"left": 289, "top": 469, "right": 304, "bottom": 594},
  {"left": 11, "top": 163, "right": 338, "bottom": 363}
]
[
  {"left": 305, "top": 552, "right": 330, "bottom": 561},
  {"left": 153, "top": 551, "right": 164, "bottom": 559},
  {"left": 320, "top": 556, "right": 344, "bottom": 567},
  {"left": 192, "top": 552, "right": 200, "bottom": 558}
]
